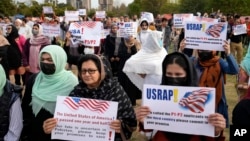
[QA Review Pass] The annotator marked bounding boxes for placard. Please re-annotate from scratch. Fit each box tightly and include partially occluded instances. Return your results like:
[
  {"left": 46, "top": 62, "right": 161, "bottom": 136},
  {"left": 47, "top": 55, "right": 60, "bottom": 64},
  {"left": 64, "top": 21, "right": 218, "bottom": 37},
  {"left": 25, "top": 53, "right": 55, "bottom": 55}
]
[
  {"left": 233, "top": 24, "right": 247, "bottom": 35},
  {"left": 173, "top": 14, "right": 193, "bottom": 28},
  {"left": 43, "top": 6, "right": 54, "bottom": 14},
  {"left": 96, "top": 11, "right": 106, "bottom": 19}
]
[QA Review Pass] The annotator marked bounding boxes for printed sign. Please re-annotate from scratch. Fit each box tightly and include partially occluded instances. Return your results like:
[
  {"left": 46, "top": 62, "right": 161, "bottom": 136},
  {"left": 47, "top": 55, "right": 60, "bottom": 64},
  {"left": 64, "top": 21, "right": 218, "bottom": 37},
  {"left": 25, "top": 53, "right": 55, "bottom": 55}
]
[
  {"left": 52, "top": 96, "right": 118, "bottom": 141},
  {"left": 69, "top": 22, "right": 102, "bottom": 46},
  {"left": 233, "top": 24, "right": 247, "bottom": 35},
  {"left": 141, "top": 12, "right": 154, "bottom": 23},
  {"left": 192, "top": 16, "right": 219, "bottom": 23},
  {"left": 173, "top": 14, "right": 193, "bottom": 28},
  {"left": 143, "top": 84, "right": 216, "bottom": 137},
  {"left": 101, "top": 29, "right": 110, "bottom": 39},
  {"left": 184, "top": 21, "right": 227, "bottom": 51},
  {"left": 79, "top": 9, "right": 87, "bottom": 16},
  {"left": 65, "top": 11, "right": 79, "bottom": 22},
  {"left": 41, "top": 23, "right": 61, "bottom": 37},
  {"left": 43, "top": 6, "right": 54, "bottom": 14},
  {"left": 96, "top": 11, "right": 106, "bottom": 19},
  {"left": 117, "top": 22, "right": 138, "bottom": 38}
]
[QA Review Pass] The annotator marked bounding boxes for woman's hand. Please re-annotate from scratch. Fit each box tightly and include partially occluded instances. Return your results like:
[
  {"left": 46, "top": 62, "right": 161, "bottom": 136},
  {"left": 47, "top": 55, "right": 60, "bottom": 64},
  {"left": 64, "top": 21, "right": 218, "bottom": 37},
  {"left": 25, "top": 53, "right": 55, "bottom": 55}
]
[
  {"left": 110, "top": 120, "right": 121, "bottom": 133},
  {"left": 179, "top": 39, "right": 186, "bottom": 52},
  {"left": 135, "top": 106, "right": 151, "bottom": 123},
  {"left": 208, "top": 113, "right": 226, "bottom": 136},
  {"left": 223, "top": 40, "right": 231, "bottom": 56},
  {"left": 43, "top": 118, "right": 57, "bottom": 134}
]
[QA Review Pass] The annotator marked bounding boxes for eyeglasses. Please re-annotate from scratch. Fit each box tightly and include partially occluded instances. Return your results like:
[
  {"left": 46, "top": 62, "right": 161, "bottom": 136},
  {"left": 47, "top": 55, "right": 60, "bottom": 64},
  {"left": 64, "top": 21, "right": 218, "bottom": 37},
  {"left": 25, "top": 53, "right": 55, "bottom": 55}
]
[{"left": 81, "top": 69, "right": 97, "bottom": 74}]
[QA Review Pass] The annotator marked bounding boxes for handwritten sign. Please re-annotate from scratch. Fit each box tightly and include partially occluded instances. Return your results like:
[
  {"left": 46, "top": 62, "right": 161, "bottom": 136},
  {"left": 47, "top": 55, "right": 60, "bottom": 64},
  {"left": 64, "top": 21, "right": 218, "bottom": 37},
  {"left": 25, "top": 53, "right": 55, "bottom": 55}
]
[
  {"left": 233, "top": 24, "right": 247, "bottom": 35},
  {"left": 173, "top": 14, "right": 193, "bottom": 28},
  {"left": 52, "top": 96, "right": 118, "bottom": 141},
  {"left": 143, "top": 84, "right": 216, "bottom": 137},
  {"left": 117, "top": 22, "right": 138, "bottom": 38},
  {"left": 184, "top": 21, "right": 227, "bottom": 51}
]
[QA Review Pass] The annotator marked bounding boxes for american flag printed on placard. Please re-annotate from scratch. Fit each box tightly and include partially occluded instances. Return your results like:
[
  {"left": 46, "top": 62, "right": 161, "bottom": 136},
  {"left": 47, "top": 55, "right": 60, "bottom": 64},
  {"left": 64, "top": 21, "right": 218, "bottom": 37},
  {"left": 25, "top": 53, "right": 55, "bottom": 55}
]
[
  {"left": 64, "top": 97, "right": 110, "bottom": 113},
  {"left": 82, "top": 22, "right": 97, "bottom": 28},
  {"left": 205, "top": 23, "right": 224, "bottom": 38},
  {"left": 179, "top": 89, "right": 211, "bottom": 113}
]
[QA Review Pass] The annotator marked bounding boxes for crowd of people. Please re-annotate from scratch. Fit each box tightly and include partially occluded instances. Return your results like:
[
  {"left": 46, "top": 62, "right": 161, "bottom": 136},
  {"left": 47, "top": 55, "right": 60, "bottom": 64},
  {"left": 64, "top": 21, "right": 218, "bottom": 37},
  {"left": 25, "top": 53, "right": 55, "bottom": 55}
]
[{"left": 0, "top": 10, "right": 250, "bottom": 141}]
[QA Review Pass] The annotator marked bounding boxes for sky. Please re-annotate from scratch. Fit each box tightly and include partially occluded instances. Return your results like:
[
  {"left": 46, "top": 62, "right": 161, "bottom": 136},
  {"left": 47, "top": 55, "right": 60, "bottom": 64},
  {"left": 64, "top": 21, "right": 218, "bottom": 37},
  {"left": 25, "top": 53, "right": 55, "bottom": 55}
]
[{"left": 33, "top": 0, "right": 134, "bottom": 8}]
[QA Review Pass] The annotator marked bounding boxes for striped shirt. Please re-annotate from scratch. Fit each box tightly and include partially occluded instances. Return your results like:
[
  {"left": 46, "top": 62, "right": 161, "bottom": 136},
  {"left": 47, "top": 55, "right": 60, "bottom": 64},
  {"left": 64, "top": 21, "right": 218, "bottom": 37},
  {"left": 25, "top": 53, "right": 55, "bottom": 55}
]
[{"left": 4, "top": 98, "right": 23, "bottom": 141}]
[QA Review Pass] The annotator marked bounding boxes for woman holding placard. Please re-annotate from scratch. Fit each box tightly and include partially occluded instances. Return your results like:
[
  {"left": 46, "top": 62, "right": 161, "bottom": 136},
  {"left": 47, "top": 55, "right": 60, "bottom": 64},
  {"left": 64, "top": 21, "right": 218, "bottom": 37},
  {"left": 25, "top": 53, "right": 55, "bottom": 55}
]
[{"left": 135, "top": 52, "right": 226, "bottom": 141}]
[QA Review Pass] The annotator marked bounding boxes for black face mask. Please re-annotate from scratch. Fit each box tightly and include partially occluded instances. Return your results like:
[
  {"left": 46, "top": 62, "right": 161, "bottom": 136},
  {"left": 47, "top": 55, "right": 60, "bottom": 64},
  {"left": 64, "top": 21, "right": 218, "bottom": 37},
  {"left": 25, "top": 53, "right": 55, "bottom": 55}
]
[
  {"left": 40, "top": 62, "right": 56, "bottom": 75},
  {"left": 198, "top": 51, "right": 213, "bottom": 62},
  {"left": 164, "top": 76, "right": 187, "bottom": 86}
]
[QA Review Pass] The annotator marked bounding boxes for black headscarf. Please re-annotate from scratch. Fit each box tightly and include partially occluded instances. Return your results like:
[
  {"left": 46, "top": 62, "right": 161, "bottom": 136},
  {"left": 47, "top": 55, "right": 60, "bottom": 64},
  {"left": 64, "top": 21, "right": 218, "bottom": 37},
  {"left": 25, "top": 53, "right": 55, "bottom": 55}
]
[{"left": 161, "top": 52, "right": 198, "bottom": 87}]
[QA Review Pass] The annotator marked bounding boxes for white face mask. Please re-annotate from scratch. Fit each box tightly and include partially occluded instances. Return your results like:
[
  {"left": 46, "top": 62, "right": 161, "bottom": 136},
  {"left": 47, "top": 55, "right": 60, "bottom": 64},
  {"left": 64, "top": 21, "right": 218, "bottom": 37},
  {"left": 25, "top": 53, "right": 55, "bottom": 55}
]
[{"left": 84, "top": 48, "right": 95, "bottom": 54}]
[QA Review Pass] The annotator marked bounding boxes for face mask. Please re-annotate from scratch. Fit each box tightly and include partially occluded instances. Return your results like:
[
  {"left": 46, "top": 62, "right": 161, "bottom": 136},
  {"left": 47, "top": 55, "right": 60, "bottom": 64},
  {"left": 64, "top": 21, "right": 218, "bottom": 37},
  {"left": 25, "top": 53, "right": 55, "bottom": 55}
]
[
  {"left": 32, "top": 29, "right": 39, "bottom": 35},
  {"left": 164, "top": 76, "right": 187, "bottom": 86},
  {"left": 40, "top": 62, "right": 56, "bottom": 75},
  {"left": 84, "top": 48, "right": 95, "bottom": 54},
  {"left": 198, "top": 51, "right": 213, "bottom": 62}
]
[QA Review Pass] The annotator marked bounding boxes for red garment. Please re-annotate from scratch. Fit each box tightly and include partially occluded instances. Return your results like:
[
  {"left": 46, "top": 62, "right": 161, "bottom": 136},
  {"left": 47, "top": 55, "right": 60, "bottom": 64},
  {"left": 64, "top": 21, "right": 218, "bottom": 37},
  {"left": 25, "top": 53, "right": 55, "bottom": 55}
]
[
  {"left": 153, "top": 131, "right": 225, "bottom": 141},
  {"left": 247, "top": 23, "right": 250, "bottom": 36}
]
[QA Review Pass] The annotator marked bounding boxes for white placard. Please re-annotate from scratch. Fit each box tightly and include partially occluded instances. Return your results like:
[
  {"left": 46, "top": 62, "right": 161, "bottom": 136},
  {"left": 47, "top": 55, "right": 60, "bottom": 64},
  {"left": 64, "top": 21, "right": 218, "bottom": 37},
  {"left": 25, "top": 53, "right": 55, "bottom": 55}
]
[
  {"left": 52, "top": 96, "right": 118, "bottom": 141},
  {"left": 65, "top": 11, "right": 79, "bottom": 22},
  {"left": 233, "top": 24, "right": 247, "bottom": 35},
  {"left": 143, "top": 84, "right": 216, "bottom": 137},
  {"left": 173, "top": 14, "right": 193, "bottom": 28},
  {"left": 192, "top": 16, "right": 219, "bottom": 23},
  {"left": 140, "top": 12, "right": 154, "bottom": 23},
  {"left": 78, "top": 9, "right": 86, "bottom": 16},
  {"left": 117, "top": 22, "right": 138, "bottom": 38},
  {"left": 41, "top": 23, "right": 61, "bottom": 37},
  {"left": 43, "top": 6, "right": 54, "bottom": 14},
  {"left": 96, "top": 11, "right": 106, "bottom": 19},
  {"left": 184, "top": 22, "right": 228, "bottom": 51},
  {"left": 68, "top": 22, "right": 102, "bottom": 46},
  {"left": 101, "top": 29, "right": 110, "bottom": 39}
]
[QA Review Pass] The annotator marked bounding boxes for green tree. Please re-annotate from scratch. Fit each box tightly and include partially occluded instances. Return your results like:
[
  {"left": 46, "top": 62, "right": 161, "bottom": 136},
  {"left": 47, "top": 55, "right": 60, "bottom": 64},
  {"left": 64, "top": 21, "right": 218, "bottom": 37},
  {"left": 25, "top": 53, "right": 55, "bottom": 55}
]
[
  {"left": 0, "top": 0, "right": 16, "bottom": 16},
  {"left": 179, "top": 0, "right": 208, "bottom": 14}
]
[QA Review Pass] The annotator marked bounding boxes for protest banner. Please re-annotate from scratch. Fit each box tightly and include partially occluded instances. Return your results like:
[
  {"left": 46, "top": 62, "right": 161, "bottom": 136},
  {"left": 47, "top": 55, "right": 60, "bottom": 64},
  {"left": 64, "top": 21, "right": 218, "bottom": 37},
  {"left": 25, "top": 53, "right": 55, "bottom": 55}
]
[
  {"left": 184, "top": 21, "right": 227, "bottom": 51},
  {"left": 78, "top": 9, "right": 86, "bottom": 16},
  {"left": 68, "top": 21, "right": 102, "bottom": 46},
  {"left": 140, "top": 12, "right": 154, "bottom": 23},
  {"left": 96, "top": 11, "right": 106, "bottom": 19},
  {"left": 41, "top": 23, "right": 61, "bottom": 37},
  {"left": 173, "top": 14, "right": 193, "bottom": 28},
  {"left": 65, "top": 11, "right": 79, "bottom": 23},
  {"left": 43, "top": 6, "right": 54, "bottom": 14},
  {"left": 233, "top": 24, "right": 247, "bottom": 35},
  {"left": 192, "top": 16, "right": 219, "bottom": 23},
  {"left": 142, "top": 84, "right": 216, "bottom": 137},
  {"left": 117, "top": 22, "right": 138, "bottom": 38},
  {"left": 52, "top": 96, "right": 118, "bottom": 141}
]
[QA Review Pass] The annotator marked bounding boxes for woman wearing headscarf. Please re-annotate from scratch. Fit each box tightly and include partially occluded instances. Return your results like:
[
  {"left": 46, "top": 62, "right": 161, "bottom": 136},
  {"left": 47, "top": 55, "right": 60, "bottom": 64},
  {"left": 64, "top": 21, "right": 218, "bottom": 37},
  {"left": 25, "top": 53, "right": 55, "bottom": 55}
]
[
  {"left": 21, "top": 45, "right": 78, "bottom": 141},
  {"left": 179, "top": 39, "right": 239, "bottom": 129},
  {"left": 0, "top": 64, "right": 23, "bottom": 141},
  {"left": 0, "top": 26, "right": 10, "bottom": 79},
  {"left": 42, "top": 54, "right": 137, "bottom": 141},
  {"left": 22, "top": 23, "right": 51, "bottom": 84},
  {"left": 136, "top": 52, "right": 226, "bottom": 141},
  {"left": 237, "top": 44, "right": 250, "bottom": 100},
  {"left": 6, "top": 24, "right": 26, "bottom": 85},
  {"left": 123, "top": 27, "right": 167, "bottom": 91},
  {"left": 104, "top": 23, "right": 121, "bottom": 76}
]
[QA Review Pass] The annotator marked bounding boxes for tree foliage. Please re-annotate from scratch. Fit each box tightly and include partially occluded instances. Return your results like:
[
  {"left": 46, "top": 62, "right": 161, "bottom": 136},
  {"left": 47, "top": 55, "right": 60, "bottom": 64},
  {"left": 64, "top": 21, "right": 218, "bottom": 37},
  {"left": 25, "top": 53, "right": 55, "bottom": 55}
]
[{"left": 0, "top": 0, "right": 16, "bottom": 16}]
